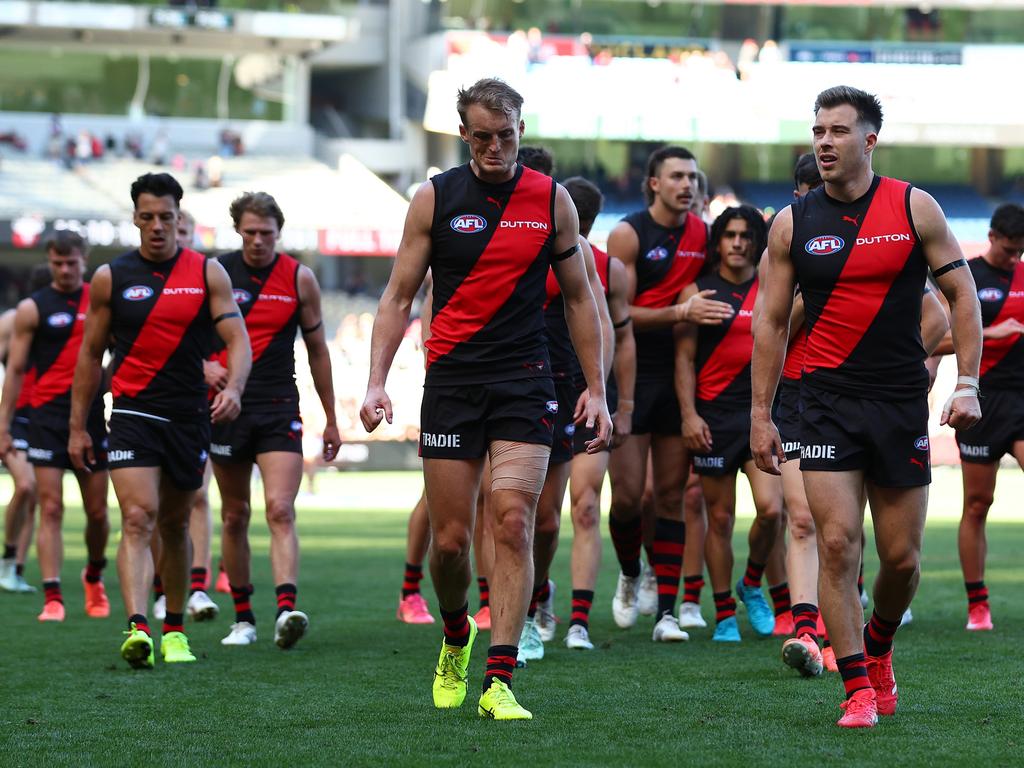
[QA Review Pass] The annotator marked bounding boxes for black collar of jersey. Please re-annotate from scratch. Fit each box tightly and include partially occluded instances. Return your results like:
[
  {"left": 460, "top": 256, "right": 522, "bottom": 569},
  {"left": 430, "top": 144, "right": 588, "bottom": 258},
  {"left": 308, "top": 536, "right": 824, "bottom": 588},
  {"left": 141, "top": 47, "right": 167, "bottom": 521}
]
[
  {"left": 817, "top": 173, "right": 882, "bottom": 208},
  {"left": 465, "top": 161, "right": 524, "bottom": 192}
]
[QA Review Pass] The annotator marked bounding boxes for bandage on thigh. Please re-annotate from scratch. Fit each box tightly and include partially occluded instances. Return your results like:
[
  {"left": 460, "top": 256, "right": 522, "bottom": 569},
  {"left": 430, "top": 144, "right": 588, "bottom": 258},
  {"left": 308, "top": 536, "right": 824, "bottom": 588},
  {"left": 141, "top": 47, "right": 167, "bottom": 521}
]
[{"left": 488, "top": 440, "right": 551, "bottom": 501}]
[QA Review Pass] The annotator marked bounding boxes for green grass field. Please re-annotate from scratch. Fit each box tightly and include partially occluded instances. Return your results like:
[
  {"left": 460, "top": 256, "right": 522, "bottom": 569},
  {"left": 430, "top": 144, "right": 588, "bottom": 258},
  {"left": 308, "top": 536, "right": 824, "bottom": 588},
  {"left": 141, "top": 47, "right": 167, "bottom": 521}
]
[{"left": 0, "top": 467, "right": 1021, "bottom": 767}]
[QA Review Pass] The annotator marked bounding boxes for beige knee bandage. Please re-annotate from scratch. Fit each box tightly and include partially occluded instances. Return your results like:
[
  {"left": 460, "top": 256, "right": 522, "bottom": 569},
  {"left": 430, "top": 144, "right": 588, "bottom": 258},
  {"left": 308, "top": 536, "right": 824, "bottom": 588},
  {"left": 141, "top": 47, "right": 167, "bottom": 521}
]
[{"left": 488, "top": 440, "right": 550, "bottom": 501}]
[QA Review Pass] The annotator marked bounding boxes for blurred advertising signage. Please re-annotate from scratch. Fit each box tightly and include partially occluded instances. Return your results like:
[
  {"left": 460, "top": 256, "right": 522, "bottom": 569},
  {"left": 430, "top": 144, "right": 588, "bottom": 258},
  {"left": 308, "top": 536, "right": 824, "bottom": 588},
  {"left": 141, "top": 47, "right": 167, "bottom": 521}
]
[
  {"left": 37, "top": 2, "right": 135, "bottom": 29},
  {"left": 150, "top": 8, "right": 234, "bottom": 31},
  {"left": 789, "top": 45, "right": 962, "bottom": 65}
]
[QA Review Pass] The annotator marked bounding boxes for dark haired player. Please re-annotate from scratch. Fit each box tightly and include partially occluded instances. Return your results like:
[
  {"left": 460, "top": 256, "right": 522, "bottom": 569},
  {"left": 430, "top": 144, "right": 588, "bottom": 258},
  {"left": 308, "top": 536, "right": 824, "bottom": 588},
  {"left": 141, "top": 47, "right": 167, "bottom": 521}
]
[
  {"left": 676, "top": 206, "right": 782, "bottom": 643},
  {"left": 0, "top": 233, "right": 111, "bottom": 621},
  {"left": 211, "top": 191, "right": 339, "bottom": 649},
  {"left": 752, "top": 86, "right": 982, "bottom": 727},
  {"left": 70, "top": 172, "right": 251, "bottom": 668},
  {"left": 605, "top": 145, "right": 733, "bottom": 641},
  {"left": 361, "top": 78, "right": 610, "bottom": 720},
  {"left": 934, "top": 202, "right": 1024, "bottom": 633}
]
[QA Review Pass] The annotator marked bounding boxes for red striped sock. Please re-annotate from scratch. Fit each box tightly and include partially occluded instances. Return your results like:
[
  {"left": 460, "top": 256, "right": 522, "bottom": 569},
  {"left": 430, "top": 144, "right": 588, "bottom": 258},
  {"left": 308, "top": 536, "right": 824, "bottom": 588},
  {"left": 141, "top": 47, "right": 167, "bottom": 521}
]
[
  {"left": 84, "top": 558, "right": 106, "bottom": 584},
  {"left": 792, "top": 603, "right": 819, "bottom": 641},
  {"left": 863, "top": 610, "right": 900, "bottom": 657},
  {"left": 609, "top": 514, "right": 642, "bottom": 578},
  {"left": 162, "top": 611, "right": 184, "bottom": 635},
  {"left": 128, "top": 614, "right": 151, "bottom": 636},
  {"left": 742, "top": 558, "right": 766, "bottom": 588},
  {"left": 769, "top": 582, "right": 791, "bottom": 616},
  {"left": 965, "top": 580, "right": 988, "bottom": 606},
  {"left": 43, "top": 580, "right": 63, "bottom": 605},
  {"left": 231, "top": 583, "right": 255, "bottom": 624},
  {"left": 402, "top": 562, "right": 423, "bottom": 598},
  {"left": 837, "top": 652, "right": 871, "bottom": 698},
  {"left": 683, "top": 574, "right": 704, "bottom": 604},
  {"left": 570, "top": 589, "right": 594, "bottom": 629},
  {"left": 152, "top": 574, "right": 164, "bottom": 599},
  {"left": 713, "top": 590, "right": 736, "bottom": 623},
  {"left": 190, "top": 567, "right": 207, "bottom": 595},
  {"left": 440, "top": 603, "right": 470, "bottom": 647},
  {"left": 652, "top": 517, "right": 685, "bottom": 618},
  {"left": 275, "top": 583, "right": 297, "bottom": 617},
  {"left": 483, "top": 644, "right": 517, "bottom": 691},
  {"left": 477, "top": 576, "right": 490, "bottom": 609}
]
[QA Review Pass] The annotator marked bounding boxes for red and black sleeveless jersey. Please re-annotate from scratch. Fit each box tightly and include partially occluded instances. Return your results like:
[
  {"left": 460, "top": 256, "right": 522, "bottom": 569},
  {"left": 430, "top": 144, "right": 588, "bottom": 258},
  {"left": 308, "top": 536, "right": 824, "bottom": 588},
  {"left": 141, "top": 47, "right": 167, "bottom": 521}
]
[
  {"left": 27, "top": 285, "right": 102, "bottom": 421},
  {"left": 426, "top": 163, "right": 561, "bottom": 386},
  {"left": 694, "top": 273, "right": 757, "bottom": 407},
  {"left": 623, "top": 209, "right": 707, "bottom": 376},
  {"left": 543, "top": 240, "right": 611, "bottom": 380},
  {"left": 782, "top": 326, "right": 807, "bottom": 381},
  {"left": 971, "top": 257, "right": 1024, "bottom": 391},
  {"left": 109, "top": 248, "right": 212, "bottom": 422},
  {"left": 790, "top": 176, "right": 928, "bottom": 400},
  {"left": 15, "top": 367, "right": 34, "bottom": 410},
  {"left": 212, "top": 250, "right": 300, "bottom": 411}
]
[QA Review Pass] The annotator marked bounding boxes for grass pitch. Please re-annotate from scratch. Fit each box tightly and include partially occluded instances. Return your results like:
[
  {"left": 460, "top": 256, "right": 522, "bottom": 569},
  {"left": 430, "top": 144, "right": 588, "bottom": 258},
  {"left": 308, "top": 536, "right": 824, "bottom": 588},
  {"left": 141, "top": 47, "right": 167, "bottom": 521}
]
[{"left": 0, "top": 467, "right": 1021, "bottom": 767}]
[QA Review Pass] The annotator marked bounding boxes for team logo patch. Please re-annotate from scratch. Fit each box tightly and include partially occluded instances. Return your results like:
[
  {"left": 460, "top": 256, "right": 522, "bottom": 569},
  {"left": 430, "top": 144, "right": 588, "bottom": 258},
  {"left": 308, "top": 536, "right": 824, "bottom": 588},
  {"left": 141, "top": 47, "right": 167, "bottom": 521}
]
[
  {"left": 47, "top": 312, "right": 73, "bottom": 328},
  {"left": 914, "top": 436, "right": 929, "bottom": 451},
  {"left": 122, "top": 285, "right": 154, "bottom": 301},
  {"left": 233, "top": 289, "right": 252, "bottom": 305},
  {"left": 645, "top": 247, "right": 669, "bottom": 261},
  {"left": 450, "top": 214, "right": 487, "bottom": 234},
  {"left": 565, "top": 424, "right": 576, "bottom": 436},
  {"left": 804, "top": 235, "right": 845, "bottom": 255},
  {"left": 290, "top": 420, "right": 303, "bottom": 432},
  {"left": 545, "top": 400, "right": 559, "bottom": 414},
  {"left": 199, "top": 449, "right": 208, "bottom": 462},
  {"left": 978, "top": 287, "right": 1004, "bottom": 302}
]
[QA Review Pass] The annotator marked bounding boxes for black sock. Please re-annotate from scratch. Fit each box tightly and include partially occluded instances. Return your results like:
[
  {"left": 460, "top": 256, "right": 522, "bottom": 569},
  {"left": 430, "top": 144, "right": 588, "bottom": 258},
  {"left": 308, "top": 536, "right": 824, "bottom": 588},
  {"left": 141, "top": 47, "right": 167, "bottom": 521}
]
[
  {"left": 231, "top": 583, "right": 256, "bottom": 625},
  {"left": 275, "top": 583, "right": 297, "bottom": 617},
  {"left": 84, "top": 558, "right": 106, "bottom": 584},
  {"left": 128, "top": 613, "right": 151, "bottom": 635},
  {"left": 16, "top": 563, "right": 25, "bottom": 577},
  {"left": 570, "top": 590, "right": 594, "bottom": 629},
  {"left": 482, "top": 645, "right": 517, "bottom": 692},
  {"left": 2, "top": 544, "right": 15, "bottom": 559},
  {"left": 43, "top": 580, "right": 63, "bottom": 605},
  {"left": 190, "top": 567, "right": 208, "bottom": 594},
  {"left": 163, "top": 612, "right": 184, "bottom": 635},
  {"left": 652, "top": 517, "right": 685, "bottom": 619},
  {"left": 401, "top": 562, "right": 423, "bottom": 599},
  {"left": 477, "top": 576, "right": 490, "bottom": 609},
  {"left": 439, "top": 603, "right": 470, "bottom": 647}
]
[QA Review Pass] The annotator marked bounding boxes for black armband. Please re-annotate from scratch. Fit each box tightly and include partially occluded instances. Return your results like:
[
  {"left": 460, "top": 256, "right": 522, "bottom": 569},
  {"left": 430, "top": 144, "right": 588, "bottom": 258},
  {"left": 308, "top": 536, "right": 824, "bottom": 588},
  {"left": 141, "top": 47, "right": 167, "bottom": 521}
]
[
  {"left": 213, "top": 311, "right": 241, "bottom": 325},
  {"left": 612, "top": 316, "right": 632, "bottom": 329},
  {"left": 301, "top": 320, "right": 323, "bottom": 335},
  {"left": 552, "top": 243, "right": 580, "bottom": 262},
  {"left": 932, "top": 259, "right": 966, "bottom": 278}
]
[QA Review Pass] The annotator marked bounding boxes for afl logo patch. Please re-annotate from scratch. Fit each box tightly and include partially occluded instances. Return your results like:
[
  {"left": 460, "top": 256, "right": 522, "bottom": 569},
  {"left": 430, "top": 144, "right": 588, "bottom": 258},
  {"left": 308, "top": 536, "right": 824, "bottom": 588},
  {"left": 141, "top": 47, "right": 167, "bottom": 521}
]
[
  {"left": 122, "top": 285, "right": 154, "bottom": 301},
  {"left": 233, "top": 289, "right": 252, "bottom": 305},
  {"left": 805, "top": 235, "right": 845, "bottom": 255},
  {"left": 545, "top": 400, "right": 559, "bottom": 414},
  {"left": 645, "top": 247, "right": 669, "bottom": 262},
  {"left": 978, "top": 287, "right": 1004, "bottom": 302},
  {"left": 565, "top": 424, "right": 576, "bottom": 436},
  {"left": 450, "top": 214, "right": 487, "bottom": 234},
  {"left": 290, "top": 420, "right": 303, "bottom": 432},
  {"left": 47, "top": 312, "right": 73, "bottom": 328},
  {"left": 914, "top": 436, "right": 929, "bottom": 451}
]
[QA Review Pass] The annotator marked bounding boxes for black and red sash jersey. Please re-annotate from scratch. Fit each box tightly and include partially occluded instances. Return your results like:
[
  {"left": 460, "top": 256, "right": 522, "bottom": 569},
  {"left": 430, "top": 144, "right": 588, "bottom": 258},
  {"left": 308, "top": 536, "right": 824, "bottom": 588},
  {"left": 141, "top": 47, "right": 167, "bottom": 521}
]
[
  {"left": 624, "top": 209, "right": 707, "bottom": 376},
  {"left": 782, "top": 326, "right": 807, "bottom": 382},
  {"left": 27, "top": 284, "right": 102, "bottom": 421},
  {"left": 426, "top": 163, "right": 561, "bottom": 386},
  {"left": 15, "top": 367, "right": 34, "bottom": 411},
  {"left": 543, "top": 240, "right": 611, "bottom": 380},
  {"left": 212, "top": 250, "right": 300, "bottom": 411},
  {"left": 694, "top": 272, "right": 758, "bottom": 407},
  {"left": 109, "top": 248, "right": 212, "bottom": 422},
  {"left": 790, "top": 175, "right": 928, "bottom": 400},
  {"left": 971, "top": 257, "right": 1024, "bottom": 391}
]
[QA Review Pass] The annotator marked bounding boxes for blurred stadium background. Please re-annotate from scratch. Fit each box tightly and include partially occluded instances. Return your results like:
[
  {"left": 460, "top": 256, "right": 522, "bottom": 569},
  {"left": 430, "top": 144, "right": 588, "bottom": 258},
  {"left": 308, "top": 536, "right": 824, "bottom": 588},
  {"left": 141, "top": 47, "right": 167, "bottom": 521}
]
[{"left": 2, "top": 0, "right": 1022, "bottom": 468}]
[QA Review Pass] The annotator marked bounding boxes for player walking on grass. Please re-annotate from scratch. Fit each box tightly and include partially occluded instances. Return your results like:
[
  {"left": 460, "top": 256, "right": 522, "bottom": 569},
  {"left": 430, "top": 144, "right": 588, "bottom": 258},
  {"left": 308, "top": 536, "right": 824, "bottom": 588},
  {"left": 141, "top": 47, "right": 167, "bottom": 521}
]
[
  {"left": 361, "top": 78, "right": 610, "bottom": 720},
  {"left": 0, "top": 232, "right": 111, "bottom": 620},
  {"left": 934, "top": 202, "right": 1024, "bottom": 633},
  {"left": 751, "top": 86, "right": 982, "bottom": 728},
  {"left": 211, "top": 192, "right": 340, "bottom": 649},
  {"left": 70, "top": 172, "right": 251, "bottom": 669}
]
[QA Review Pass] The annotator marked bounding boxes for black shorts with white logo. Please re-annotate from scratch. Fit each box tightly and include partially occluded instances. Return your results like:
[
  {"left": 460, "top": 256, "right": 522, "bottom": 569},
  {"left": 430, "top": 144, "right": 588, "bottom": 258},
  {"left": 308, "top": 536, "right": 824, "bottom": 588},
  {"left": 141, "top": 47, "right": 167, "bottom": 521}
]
[
  {"left": 774, "top": 378, "right": 802, "bottom": 461},
  {"left": 107, "top": 411, "right": 210, "bottom": 491},
  {"left": 799, "top": 383, "right": 930, "bottom": 487},
  {"left": 11, "top": 407, "right": 30, "bottom": 452},
  {"left": 631, "top": 374, "right": 681, "bottom": 436},
  {"left": 210, "top": 410, "right": 303, "bottom": 465},
  {"left": 956, "top": 388, "right": 1024, "bottom": 464},
  {"left": 28, "top": 409, "right": 108, "bottom": 471},
  {"left": 419, "top": 377, "right": 556, "bottom": 459},
  {"left": 550, "top": 377, "right": 579, "bottom": 465},
  {"left": 691, "top": 402, "right": 751, "bottom": 477}
]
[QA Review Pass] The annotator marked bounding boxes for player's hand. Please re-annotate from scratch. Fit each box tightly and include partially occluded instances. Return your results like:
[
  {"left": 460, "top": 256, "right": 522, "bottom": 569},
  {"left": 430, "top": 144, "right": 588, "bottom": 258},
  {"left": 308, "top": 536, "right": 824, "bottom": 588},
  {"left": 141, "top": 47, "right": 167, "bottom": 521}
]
[
  {"left": 210, "top": 386, "right": 242, "bottom": 424},
  {"left": 68, "top": 427, "right": 95, "bottom": 473},
  {"left": 683, "top": 415, "right": 713, "bottom": 453},
  {"left": 360, "top": 386, "right": 393, "bottom": 432},
  {"left": 203, "top": 360, "right": 229, "bottom": 391},
  {"left": 677, "top": 290, "right": 734, "bottom": 326},
  {"left": 572, "top": 388, "right": 589, "bottom": 425},
  {"left": 610, "top": 408, "right": 632, "bottom": 448},
  {"left": 583, "top": 390, "right": 613, "bottom": 454},
  {"left": 750, "top": 415, "right": 784, "bottom": 475},
  {"left": 322, "top": 423, "right": 342, "bottom": 462},
  {"left": 942, "top": 390, "right": 981, "bottom": 430},
  {"left": 0, "top": 429, "right": 13, "bottom": 458},
  {"left": 985, "top": 318, "right": 1024, "bottom": 340}
]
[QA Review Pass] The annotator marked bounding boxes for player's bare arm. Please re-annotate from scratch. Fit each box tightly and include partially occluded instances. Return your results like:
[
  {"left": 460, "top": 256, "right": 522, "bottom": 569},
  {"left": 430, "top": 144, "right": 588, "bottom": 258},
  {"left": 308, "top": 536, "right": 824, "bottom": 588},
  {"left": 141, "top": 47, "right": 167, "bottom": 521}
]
[
  {"left": 297, "top": 265, "right": 340, "bottom": 461},
  {"left": 551, "top": 184, "right": 611, "bottom": 452},
  {"left": 921, "top": 288, "right": 950, "bottom": 355},
  {"left": 755, "top": 251, "right": 804, "bottom": 343},
  {"left": 673, "top": 283, "right": 712, "bottom": 453},
  {"left": 571, "top": 238, "right": 615, "bottom": 424},
  {"left": 607, "top": 255, "right": 636, "bottom": 448},
  {"left": 750, "top": 207, "right": 796, "bottom": 475},
  {"left": 361, "top": 181, "right": 433, "bottom": 433},
  {"left": 207, "top": 258, "right": 251, "bottom": 425},
  {"left": 0, "top": 299, "right": 38, "bottom": 457},
  {"left": 912, "top": 188, "right": 983, "bottom": 429},
  {"left": 68, "top": 266, "right": 111, "bottom": 470}
]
